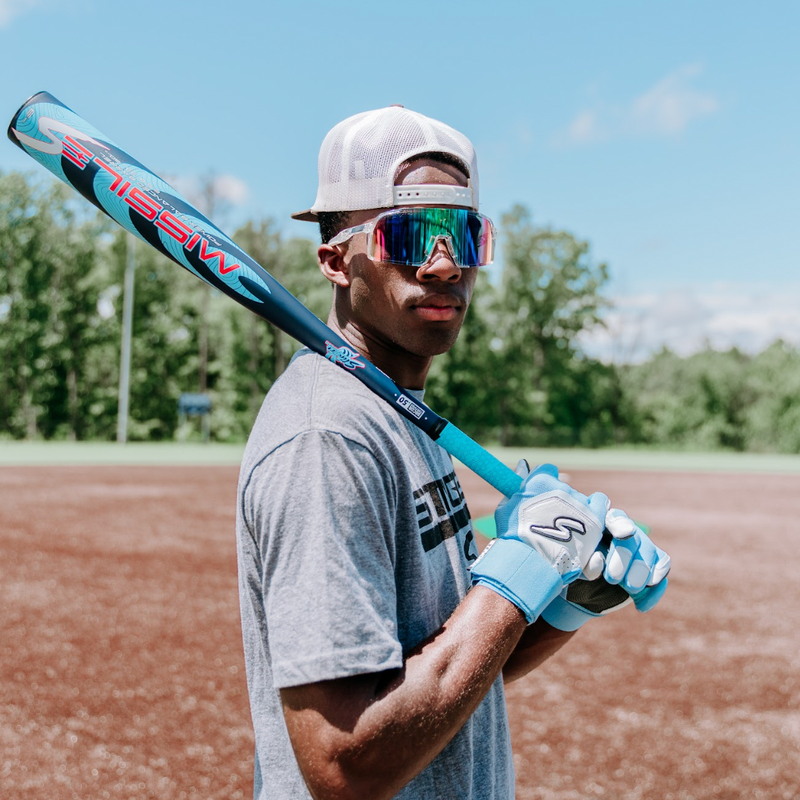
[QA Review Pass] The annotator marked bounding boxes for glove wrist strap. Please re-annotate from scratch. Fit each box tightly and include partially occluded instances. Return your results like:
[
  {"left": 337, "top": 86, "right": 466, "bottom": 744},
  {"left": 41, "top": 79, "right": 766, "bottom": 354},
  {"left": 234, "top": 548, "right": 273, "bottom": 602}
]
[
  {"left": 470, "top": 538, "right": 563, "bottom": 624},
  {"left": 541, "top": 594, "right": 597, "bottom": 631}
]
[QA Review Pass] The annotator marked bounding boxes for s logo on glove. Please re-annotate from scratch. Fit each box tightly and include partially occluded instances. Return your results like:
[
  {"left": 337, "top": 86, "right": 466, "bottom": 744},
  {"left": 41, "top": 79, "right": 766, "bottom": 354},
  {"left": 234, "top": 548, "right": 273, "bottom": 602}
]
[
  {"left": 528, "top": 514, "right": 586, "bottom": 543},
  {"left": 470, "top": 462, "right": 614, "bottom": 624},
  {"left": 497, "top": 466, "right": 609, "bottom": 584}
]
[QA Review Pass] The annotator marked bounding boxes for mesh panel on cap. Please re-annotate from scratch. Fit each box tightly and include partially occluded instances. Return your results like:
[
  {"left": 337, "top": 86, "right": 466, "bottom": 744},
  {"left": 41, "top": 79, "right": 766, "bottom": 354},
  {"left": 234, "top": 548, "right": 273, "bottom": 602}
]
[{"left": 307, "top": 106, "right": 480, "bottom": 215}]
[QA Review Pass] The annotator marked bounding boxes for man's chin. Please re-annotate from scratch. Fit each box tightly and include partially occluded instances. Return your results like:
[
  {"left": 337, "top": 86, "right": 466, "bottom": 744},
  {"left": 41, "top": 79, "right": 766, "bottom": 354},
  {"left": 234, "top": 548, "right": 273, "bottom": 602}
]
[{"left": 402, "top": 327, "right": 463, "bottom": 358}]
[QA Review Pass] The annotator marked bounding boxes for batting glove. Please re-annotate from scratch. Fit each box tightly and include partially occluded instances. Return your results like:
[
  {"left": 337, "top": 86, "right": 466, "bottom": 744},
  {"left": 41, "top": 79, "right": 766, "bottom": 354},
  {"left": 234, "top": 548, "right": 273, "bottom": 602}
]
[
  {"left": 541, "top": 509, "right": 671, "bottom": 631},
  {"left": 470, "top": 462, "right": 610, "bottom": 623},
  {"left": 603, "top": 508, "right": 671, "bottom": 595}
]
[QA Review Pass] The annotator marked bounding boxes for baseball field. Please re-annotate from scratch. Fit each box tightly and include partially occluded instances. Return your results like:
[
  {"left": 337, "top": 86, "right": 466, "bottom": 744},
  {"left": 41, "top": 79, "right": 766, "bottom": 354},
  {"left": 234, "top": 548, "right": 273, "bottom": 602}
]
[{"left": 1, "top": 446, "right": 798, "bottom": 799}]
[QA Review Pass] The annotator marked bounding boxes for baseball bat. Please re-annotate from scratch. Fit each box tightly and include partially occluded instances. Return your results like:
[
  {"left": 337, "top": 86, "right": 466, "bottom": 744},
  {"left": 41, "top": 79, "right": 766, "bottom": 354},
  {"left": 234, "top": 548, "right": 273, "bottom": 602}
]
[{"left": 8, "top": 91, "right": 522, "bottom": 497}]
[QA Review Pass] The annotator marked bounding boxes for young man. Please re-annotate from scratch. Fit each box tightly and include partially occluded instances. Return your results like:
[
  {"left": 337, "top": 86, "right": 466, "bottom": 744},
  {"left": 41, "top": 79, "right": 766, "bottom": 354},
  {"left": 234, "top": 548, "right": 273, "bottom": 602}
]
[{"left": 236, "top": 106, "right": 670, "bottom": 800}]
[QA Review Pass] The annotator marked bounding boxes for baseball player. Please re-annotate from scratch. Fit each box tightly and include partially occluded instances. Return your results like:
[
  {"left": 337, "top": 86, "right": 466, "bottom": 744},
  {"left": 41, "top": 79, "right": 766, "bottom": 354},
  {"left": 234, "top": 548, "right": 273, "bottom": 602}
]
[{"left": 235, "top": 105, "right": 670, "bottom": 800}]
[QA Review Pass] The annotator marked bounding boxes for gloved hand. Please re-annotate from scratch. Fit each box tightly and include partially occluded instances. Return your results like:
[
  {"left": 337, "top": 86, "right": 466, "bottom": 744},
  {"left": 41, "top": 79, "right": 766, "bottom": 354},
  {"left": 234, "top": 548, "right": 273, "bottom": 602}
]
[
  {"left": 541, "top": 508, "right": 671, "bottom": 631},
  {"left": 470, "top": 462, "right": 610, "bottom": 623},
  {"left": 603, "top": 508, "right": 671, "bottom": 595}
]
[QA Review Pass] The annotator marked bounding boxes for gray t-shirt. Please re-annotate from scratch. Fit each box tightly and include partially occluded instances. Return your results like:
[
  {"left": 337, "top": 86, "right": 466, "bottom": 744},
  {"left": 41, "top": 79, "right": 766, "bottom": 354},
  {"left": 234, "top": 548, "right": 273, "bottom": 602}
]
[{"left": 236, "top": 349, "right": 514, "bottom": 799}]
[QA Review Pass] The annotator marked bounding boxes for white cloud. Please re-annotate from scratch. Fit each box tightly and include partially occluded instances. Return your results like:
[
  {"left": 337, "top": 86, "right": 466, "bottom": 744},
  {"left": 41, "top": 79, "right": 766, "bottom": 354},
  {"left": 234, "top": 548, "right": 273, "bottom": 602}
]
[
  {"left": 211, "top": 174, "right": 249, "bottom": 206},
  {"left": 0, "top": 0, "right": 41, "bottom": 27},
  {"left": 557, "top": 64, "right": 719, "bottom": 146},
  {"left": 630, "top": 64, "right": 719, "bottom": 136},
  {"left": 580, "top": 282, "right": 800, "bottom": 363},
  {"left": 167, "top": 173, "right": 250, "bottom": 212},
  {"left": 565, "top": 110, "right": 601, "bottom": 145}
]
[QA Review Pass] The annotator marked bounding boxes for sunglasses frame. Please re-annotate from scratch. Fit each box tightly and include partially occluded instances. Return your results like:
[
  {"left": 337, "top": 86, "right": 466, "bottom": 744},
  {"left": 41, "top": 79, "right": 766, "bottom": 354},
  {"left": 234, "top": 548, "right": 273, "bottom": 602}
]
[{"left": 328, "top": 207, "right": 497, "bottom": 268}]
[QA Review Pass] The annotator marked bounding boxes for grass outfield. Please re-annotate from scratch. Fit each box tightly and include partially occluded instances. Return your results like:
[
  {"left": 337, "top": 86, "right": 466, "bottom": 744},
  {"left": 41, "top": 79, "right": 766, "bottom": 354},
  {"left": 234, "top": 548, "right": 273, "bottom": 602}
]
[
  {"left": 2, "top": 440, "right": 800, "bottom": 473},
  {"left": 485, "top": 446, "right": 800, "bottom": 474},
  {"left": 0, "top": 441, "right": 246, "bottom": 466}
]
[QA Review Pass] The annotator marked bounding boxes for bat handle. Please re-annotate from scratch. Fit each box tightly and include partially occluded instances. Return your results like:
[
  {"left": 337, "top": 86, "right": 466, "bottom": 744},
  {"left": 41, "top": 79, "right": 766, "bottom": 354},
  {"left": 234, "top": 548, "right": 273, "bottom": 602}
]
[{"left": 436, "top": 423, "right": 523, "bottom": 498}]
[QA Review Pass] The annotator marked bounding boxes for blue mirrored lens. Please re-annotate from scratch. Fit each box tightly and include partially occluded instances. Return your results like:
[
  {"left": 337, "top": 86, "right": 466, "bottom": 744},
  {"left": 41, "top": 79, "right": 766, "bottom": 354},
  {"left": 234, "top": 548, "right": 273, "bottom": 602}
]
[{"left": 371, "top": 208, "right": 494, "bottom": 267}]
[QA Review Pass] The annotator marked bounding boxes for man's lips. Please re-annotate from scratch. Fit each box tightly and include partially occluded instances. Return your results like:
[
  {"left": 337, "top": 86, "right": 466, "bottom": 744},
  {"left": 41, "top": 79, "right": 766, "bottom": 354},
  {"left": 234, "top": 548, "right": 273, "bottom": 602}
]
[{"left": 409, "top": 294, "right": 466, "bottom": 321}]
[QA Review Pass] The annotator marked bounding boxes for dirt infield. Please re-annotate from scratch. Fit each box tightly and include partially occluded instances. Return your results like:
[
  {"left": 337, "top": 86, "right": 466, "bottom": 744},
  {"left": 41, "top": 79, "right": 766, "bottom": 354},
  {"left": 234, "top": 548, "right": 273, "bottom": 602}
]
[{"left": 1, "top": 465, "right": 797, "bottom": 800}]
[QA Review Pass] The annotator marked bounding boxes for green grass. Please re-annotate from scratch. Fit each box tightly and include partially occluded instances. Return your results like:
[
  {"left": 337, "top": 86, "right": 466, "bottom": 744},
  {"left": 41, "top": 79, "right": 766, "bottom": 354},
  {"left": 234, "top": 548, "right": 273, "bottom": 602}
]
[
  {"left": 2, "top": 440, "right": 800, "bottom": 473},
  {"left": 467, "top": 446, "right": 800, "bottom": 474},
  {"left": 0, "top": 441, "right": 246, "bottom": 466}
]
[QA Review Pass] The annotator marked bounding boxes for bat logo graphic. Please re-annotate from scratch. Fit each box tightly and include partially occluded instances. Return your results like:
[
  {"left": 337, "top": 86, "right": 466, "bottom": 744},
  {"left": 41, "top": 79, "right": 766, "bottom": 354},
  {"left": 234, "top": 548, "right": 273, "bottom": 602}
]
[
  {"left": 324, "top": 341, "right": 366, "bottom": 370},
  {"left": 11, "top": 115, "right": 106, "bottom": 159},
  {"left": 528, "top": 516, "right": 587, "bottom": 543}
]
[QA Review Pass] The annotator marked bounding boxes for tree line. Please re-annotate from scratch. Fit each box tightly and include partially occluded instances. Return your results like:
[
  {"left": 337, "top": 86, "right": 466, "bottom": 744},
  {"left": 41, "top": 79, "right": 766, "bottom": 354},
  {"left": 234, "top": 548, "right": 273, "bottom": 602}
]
[{"left": 1, "top": 170, "right": 798, "bottom": 452}]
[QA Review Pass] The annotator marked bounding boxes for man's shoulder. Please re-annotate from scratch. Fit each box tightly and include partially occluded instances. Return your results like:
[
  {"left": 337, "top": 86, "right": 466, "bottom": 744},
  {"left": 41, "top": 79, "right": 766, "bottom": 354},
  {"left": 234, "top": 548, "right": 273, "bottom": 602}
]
[
  {"left": 264, "top": 347, "right": 383, "bottom": 424},
  {"left": 242, "top": 348, "right": 403, "bottom": 469}
]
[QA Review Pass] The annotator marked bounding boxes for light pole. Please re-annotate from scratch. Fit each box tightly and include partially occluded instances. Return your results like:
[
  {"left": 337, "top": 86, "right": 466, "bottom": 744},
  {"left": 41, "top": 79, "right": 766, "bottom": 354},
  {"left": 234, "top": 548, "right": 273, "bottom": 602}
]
[{"left": 116, "top": 234, "right": 135, "bottom": 443}]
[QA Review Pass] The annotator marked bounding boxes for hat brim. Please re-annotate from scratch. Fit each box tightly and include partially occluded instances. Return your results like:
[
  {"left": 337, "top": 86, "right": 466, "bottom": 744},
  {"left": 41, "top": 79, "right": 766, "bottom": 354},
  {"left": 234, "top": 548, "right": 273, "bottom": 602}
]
[{"left": 290, "top": 208, "right": 319, "bottom": 222}]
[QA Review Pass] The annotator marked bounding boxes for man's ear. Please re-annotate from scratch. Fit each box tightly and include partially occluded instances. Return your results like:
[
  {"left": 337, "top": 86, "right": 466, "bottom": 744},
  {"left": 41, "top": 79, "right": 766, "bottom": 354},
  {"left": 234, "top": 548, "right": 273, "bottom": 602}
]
[{"left": 318, "top": 244, "right": 351, "bottom": 288}]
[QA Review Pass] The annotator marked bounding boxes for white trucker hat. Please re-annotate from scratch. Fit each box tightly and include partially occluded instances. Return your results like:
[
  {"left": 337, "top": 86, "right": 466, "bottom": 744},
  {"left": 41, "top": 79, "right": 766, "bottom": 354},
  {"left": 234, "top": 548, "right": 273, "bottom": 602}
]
[{"left": 291, "top": 105, "right": 480, "bottom": 222}]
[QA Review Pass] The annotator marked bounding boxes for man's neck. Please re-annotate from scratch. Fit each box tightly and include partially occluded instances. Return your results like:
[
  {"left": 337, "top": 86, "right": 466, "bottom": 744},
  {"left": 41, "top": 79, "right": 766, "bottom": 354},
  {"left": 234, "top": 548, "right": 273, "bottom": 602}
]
[{"left": 325, "top": 312, "right": 432, "bottom": 390}]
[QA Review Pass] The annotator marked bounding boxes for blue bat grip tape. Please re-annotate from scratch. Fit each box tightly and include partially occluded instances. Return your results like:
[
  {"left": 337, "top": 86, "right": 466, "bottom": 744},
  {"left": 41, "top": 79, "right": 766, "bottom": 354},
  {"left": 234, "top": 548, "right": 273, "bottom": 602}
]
[{"left": 436, "top": 423, "right": 523, "bottom": 497}]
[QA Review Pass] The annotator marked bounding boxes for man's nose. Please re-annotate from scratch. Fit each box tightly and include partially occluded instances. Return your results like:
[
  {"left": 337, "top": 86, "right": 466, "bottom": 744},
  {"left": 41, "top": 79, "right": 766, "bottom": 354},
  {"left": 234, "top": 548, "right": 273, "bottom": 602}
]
[{"left": 416, "top": 237, "right": 462, "bottom": 282}]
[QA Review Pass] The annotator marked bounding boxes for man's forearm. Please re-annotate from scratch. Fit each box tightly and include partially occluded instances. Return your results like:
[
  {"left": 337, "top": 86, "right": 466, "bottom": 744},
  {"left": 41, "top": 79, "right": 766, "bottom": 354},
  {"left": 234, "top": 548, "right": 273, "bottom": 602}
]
[
  {"left": 281, "top": 586, "right": 526, "bottom": 800},
  {"left": 503, "top": 618, "right": 577, "bottom": 683}
]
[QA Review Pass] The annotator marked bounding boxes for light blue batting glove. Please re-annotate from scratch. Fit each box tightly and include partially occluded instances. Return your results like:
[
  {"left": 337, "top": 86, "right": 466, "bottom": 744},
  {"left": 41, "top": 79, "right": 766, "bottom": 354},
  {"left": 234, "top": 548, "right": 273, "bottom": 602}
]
[
  {"left": 470, "top": 462, "right": 610, "bottom": 623},
  {"left": 541, "top": 509, "right": 671, "bottom": 631},
  {"left": 603, "top": 508, "right": 671, "bottom": 603}
]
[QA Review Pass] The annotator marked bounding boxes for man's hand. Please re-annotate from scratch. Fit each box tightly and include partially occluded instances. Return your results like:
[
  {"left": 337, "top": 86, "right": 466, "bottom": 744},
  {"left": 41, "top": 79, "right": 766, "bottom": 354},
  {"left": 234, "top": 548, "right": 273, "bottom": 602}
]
[
  {"left": 470, "top": 462, "right": 610, "bottom": 623},
  {"left": 542, "top": 508, "right": 671, "bottom": 631},
  {"left": 603, "top": 508, "right": 671, "bottom": 596}
]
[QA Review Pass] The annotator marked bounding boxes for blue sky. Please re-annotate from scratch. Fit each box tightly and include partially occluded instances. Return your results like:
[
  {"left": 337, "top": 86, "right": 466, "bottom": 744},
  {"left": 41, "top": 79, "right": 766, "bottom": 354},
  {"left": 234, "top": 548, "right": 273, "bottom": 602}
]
[{"left": 1, "top": 0, "right": 798, "bottom": 361}]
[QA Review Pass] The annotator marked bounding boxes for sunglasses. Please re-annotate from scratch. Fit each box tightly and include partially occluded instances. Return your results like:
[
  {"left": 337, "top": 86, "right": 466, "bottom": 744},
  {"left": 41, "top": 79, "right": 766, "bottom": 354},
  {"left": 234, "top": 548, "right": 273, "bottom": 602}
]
[{"left": 328, "top": 207, "right": 496, "bottom": 268}]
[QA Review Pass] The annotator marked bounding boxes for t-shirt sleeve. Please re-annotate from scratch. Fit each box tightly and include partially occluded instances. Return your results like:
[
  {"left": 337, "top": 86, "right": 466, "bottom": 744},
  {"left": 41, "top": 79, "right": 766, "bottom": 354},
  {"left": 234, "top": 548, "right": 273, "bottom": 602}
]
[{"left": 241, "top": 429, "right": 404, "bottom": 689}]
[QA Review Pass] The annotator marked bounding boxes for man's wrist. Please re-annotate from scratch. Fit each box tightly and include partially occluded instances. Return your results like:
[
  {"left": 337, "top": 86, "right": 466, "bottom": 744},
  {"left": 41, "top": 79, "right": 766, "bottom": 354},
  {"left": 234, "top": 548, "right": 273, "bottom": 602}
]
[{"left": 470, "top": 538, "right": 563, "bottom": 624}]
